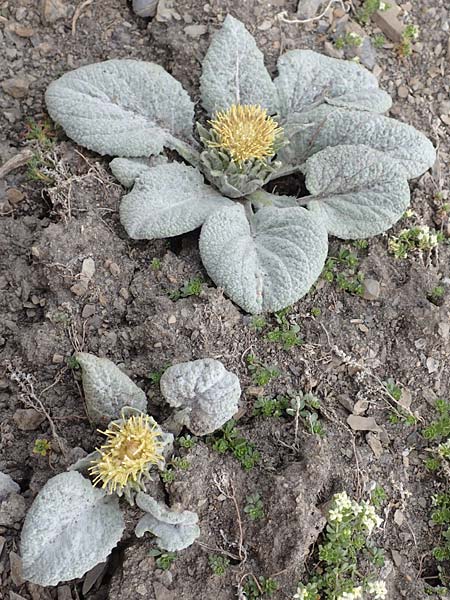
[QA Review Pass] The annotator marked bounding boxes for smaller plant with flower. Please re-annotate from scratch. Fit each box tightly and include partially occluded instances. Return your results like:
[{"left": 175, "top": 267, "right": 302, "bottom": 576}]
[{"left": 294, "top": 491, "right": 386, "bottom": 600}]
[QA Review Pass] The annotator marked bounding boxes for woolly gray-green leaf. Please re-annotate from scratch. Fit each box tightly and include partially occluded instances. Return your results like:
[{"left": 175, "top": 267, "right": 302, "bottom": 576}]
[
  {"left": 45, "top": 59, "right": 194, "bottom": 157},
  {"left": 110, "top": 156, "right": 167, "bottom": 187},
  {"left": 304, "top": 145, "right": 411, "bottom": 239},
  {"left": 199, "top": 204, "right": 328, "bottom": 314},
  {"left": 135, "top": 493, "right": 200, "bottom": 551},
  {"left": 275, "top": 50, "right": 391, "bottom": 118},
  {"left": 119, "top": 162, "right": 233, "bottom": 239},
  {"left": 76, "top": 352, "right": 147, "bottom": 425},
  {"left": 281, "top": 106, "right": 436, "bottom": 179},
  {"left": 21, "top": 472, "right": 124, "bottom": 586},
  {"left": 200, "top": 15, "right": 278, "bottom": 115},
  {"left": 160, "top": 358, "right": 241, "bottom": 435}
]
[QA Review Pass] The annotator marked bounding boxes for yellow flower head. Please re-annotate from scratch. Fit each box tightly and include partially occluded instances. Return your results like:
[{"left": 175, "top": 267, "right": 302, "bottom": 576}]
[
  {"left": 207, "top": 104, "right": 283, "bottom": 164},
  {"left": 89, "top": 413, "right": 164, "bottom": 495}
]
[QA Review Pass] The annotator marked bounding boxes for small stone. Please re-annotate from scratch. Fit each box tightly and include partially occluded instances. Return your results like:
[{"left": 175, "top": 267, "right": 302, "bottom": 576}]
[
  {"left": 6, "top": 188, "right": 25, "bottom": 205},
  {"left": 13, "top": 408, "right": 45, "bottom": 431},
  {"left": 391, "top": 549, "right": 403, "bottom": 566},
  {"left": 0, "top": 493, "right": 26, "bottom": 527},
  {"left": 258, "top": 19, "right": 272, "bottom": 31},
  {"left": 337, "top": 394, "right": 354, "bottom": 412},
  {"left": 0, "top": 473, "right": 20, "bottom": 500},
  {"left": 2, "top": 78, "right": 30, "bottom": 99},
  {"left": 40, "top": 0, "right": 69, "bottom": 24},
  {"left": 353, "top": 400, "right": 368, "bottom": 415},
  {"left": 9, "top": 551, "right": 24, "bottom": 586},
  {"left": 184, "top": 24, "right": 208, "bottom": 37},
  {"left": 57, "top": 585, "right": 73, "bottom": 600},
  {"left": 362, "top": 279, "right": 381, "bottom": 301},
  {"left": 398, "top": 85, "right": 409, "bottom": 99},
  {"left": 81, "top": 304, "right": 95, "bottom": 319},
  {"left": 9, "top": 592, "right": 27, "bottom": 600},
  {"left": 438, "top": 321, "right": 450, "bottom": 339},
  {"left": 297, "top": 0, "right": 326, "bottom": 20},
  {"left": 366, "top": 432, "right": 383, "bottom": 458},
  {"left": 347, "top": 414, "right": 381, "bottom": 432},
  {"left": 52, "top": 353, "right": 64, "bottom": 364},
  {"left": 153, "top": 582, "right": 176, "bottom": 600},
  {"left": 132, "top": 0, "right": 158, "bottom": 17},
  {"left": 426, "top": 357, "right": 439, "bottom": 374},
  {"left": 323, "top": 40, "right": 344, "bottom": 59},
  {"left": 81, "top": 257, "right": 95, "bottom": 281},
  {"left": 70, "top": 281, "right": 88, "bottom": 296},
  {"left": 109, "top": 262, "right": 120, "bottom": 276},
  {"left": 246, "top": 386, "right": 265, "bottom": 397},
  {"left": 9, "top": 23, "right": 35, "bottom": 37},
  {"left": 167, "top": 315, "right": 177, "bottom": 325},
  {"left": 119, "top": 287, "right": 129, "bottom": 301},
  {"left": 394, "top": 509, "right": 404, "bottom": 526},
  {"left": 373, "top": 1, "right": 405, "bottom": 42}
]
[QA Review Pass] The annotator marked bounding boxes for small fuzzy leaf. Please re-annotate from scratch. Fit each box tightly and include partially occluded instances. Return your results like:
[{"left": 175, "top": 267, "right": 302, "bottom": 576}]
[
  {"left": 76, "top": 352, "right": 147, "bottom": 425},
  {"left": 200, "top": 15, "right": 278, "bottom": 115},
  {"left": 281, "top": 106, "right": 436, "bottom": 179},
  {"left": 21, "top": 472, "right": 124, "bottom": 586},
  {"left": 135, "top": 493, "right": 200, "bottom": 551},
  {"left": 110, "top": 156, "right": 167, "bottom": 187},
  {"left": 160, "top": 358, "right": 241, "bottom": 435},
  {"left": 275, "top": 50, "right": 391, "bottom": 117},
  {"left": 119, "top": 162, "right": 233, "bottom": 239},
  {"left": 199, "top": 204, "right": 328, "bottom": 314},
  {"left": 304, "top": 145, "right": 411, "bottom": 239},
  {"left": 46, "top": 59, "right": 194, "bottom": 157}
]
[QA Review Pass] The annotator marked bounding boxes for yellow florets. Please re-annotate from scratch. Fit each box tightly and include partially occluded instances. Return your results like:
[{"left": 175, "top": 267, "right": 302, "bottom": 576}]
[
  {"left": 89, "top": 414, "right": 164, "bottom": 494},
  {"left": 207, "top": 104, "right": 283, "bottom": 163}
]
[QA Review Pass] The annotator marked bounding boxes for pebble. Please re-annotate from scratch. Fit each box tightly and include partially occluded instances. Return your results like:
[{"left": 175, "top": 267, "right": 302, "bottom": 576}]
[
  {"left": 13, "top": 408, "right": 45, "bottom": 431},
  {"left": 373, "top": 1, "right": 405, "bottom": 42},
  {"left": 353, "top": 399, "right": 368, "bottom": 415},
  {"left": 40, "top": 0, "right": 69, "bottom": 25},
  {"left": 9, "top": 23, "right": 35, "bottom": 37},
  {"left": 0, "top": 473, "right": 20, "bottom": 500},
  {"left": 347, "top": 414, "right": 381, "bottom": 432},
  {"left": 184, "top": 24, "right": 208, "bottom": 37},
  {"left": 108, "top": 262, "right": 120, "bottom": 276},
  {"left": 52, "top": 353, "right": 64, "bottom": 364},
  {"left": 167, "top": 315, "right": 176, "bottom": 325},
  {"left": 132, "top": 0, "right": 158, "bottom": 17},
  {"left": 5, "top": 188, "right": 25, "bottom": 205},
  {"left": 398, "top": 85, "right": 409, "bottom": 99},
  {"left": 0, "top": 493, "right": 26, "bottom": 527},
  {"left": 296, "top": 0, "right": 325, "bottom": 20},
  {"left": 1, "top": 78, "right": 30, "bottom": 99},
  {"left": 81, "top": 304, "right": 95, "bottom": 318},
  {"left": 366, "top": 432, "right": 383, "bottom": 458},
  {"left": 57, "top": 586, "right": 73, "bottom": 600},
  {"left": 9, "top": 551, "right": 24, "bottom": 586},
  {"left": 337, "top": 394, "right": 354, "bottom": 412},
  {"left": 362, "top": 278, "right": 381, "bottom": 301},
  {"left": 153, "top": 582, "right": 176, "bottom": 600}
]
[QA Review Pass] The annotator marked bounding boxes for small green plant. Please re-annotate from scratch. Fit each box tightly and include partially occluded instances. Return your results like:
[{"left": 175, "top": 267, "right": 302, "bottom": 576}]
[
  {"left": 335, "top": 32, "right": 364, "bottom": 50},
  {"left": 294, "top": 491, "right": 385, "bottom": 600},
  {"left": 250, "top": 315, "right": 267, "bottom": 332},
  {"left": 170, "top": 457, "right": 190, "bottom": 470},
  {"left": 148, "top": 368, "right": 165, "bottom": 384},
  {"left": 423, "top": 399, "right": 450, "bottom": 441},
  {"left": 322, "top": 247, "right": 365, "bottom": 296},
  {"left": 265, "top": 307, "right": 303, "bottom": 350},
  {"left": 311, "top": 307, "right": 321, "bottom": 317},
  {"left": 370, "top": 485, "right": 387, "bottom": 508},
  {"left": 356, "top": 0, "right": 389, "bottom": 25},
  {"left": 388, "top": 410, "right": 418, "bottom": 427},
  {"left": 208, "top": 554, "right": 230, "bottom": 576},
  {"left": 169, "top": 277, "right": 204, "bottom": 300},
  {"left": 148, "top": 548, "right": 177, "bottom": 570},
  {"left": 428, "top": 285, "right": 445, "bottom": 305},
  {"left": 246, "top": 354, "right": 280, "bottom": 386},
  {"left": 287, "top": 392, "right": 326, "bottom": 437},
  {"left": 66, "top": 356, "right": 79, "bottom": 369},
  {"left": 178, "top": 434, "right": 197, "bottom": 449},
  {"left": 161, "top": 469, "right": 176, "bottom": 483},
  {"left": 384, "top": 378, "right": 402, "bottom": 401},
  {"left": 150, "top": 257, "right": 161, "bottom": 270},
  {"left": 388, "top": 225, "right": 443, "bottom": 258},
  {"left": 253, "top": 395, "right": 289, "bottom": 418},
  {"left": 161, "top": 455, "right": 191, "bottom": 483},
  {"left": 244, "top": 493, "right": 265, "bottom": 521},
  {"left": 210, "top": 419, "right": 260, "bottom": 470},
  {"left": 243, "top": 576, "right": 278, "bottom": 598},
  {"left": 25, "top": 118, "right": 56, "bottom": 148},
  {"left": 373, "top": 34, "right": 386, "bottom": 49},
  {"left": 398, "top": 24, "right": 419, "bottom": 57},
  {"left": 33, "top": 439, "right": 51, "bottom": 457}
]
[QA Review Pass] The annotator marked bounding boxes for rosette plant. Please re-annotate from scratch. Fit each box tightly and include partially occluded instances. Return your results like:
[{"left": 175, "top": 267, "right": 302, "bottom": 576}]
[{"left": 45, "top": 15, "right": 435, "bottom": 313}]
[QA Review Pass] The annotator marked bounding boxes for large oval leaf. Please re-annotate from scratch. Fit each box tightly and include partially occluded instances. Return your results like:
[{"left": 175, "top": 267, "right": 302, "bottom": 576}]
[
  {"left": 46, "top": 59, "right": 195, "bottom": 157},
  {"left": 280, "top": 106, "right": 436, "bottom": 179},
  {"left": 160, "top": 358, "right": 241, "bottom": 435},
  {"left": 200, "top": 15, "right": 278, "bottom": 115},
  {"left": 199, "top": 204, "right": 328, "bottom": 314},
  {"left": 120, "top": 162, "right": 233, "bottom": 239},
  {"left": 275, "top": 50, "right": 391, "bottom": 118},
  {"left": 21, "top": 472, "right": 124, "bottom": 586},
  {"left": 304, "top": 145, "right": 411, "bottom": 239},
  {"left": 76, "top": 352, "right": 147, "bottom": 425}
]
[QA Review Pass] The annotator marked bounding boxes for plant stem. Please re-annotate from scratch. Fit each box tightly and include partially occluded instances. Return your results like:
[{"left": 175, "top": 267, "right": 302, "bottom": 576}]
[{"left": 267, "top": 163, "right": 304, "bottom": 181}]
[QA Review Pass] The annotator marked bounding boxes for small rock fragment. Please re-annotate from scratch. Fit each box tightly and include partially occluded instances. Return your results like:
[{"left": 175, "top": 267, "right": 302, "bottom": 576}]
[
  {"left": 347, "top": 414, "right": 381, "bottom": 432},
  {"left": 81, "top": 257, "right": 96, "bottom": 280},
  {"left": 57, "top": 585, "right": 73, "bottom": 600},
  {"left": 373, "top": 1, "right": 405, "bottom": 42},
  {"left": 367, "top": 432, "right": 383, "bottom": 458},
  {"left": 184, "top": 24, "right": 207, "bottom": 37},
  {"left": 398, "top": 85, "right": 409, "bottom": 99},
  {"left": 153, "top": 582, "right": 176, "bottom": 600},
  {"left": 394, "top": 509, "right": 404, "bottom": 526},
  {"left": 40, "top": 0, "right": 69, "bottom": 24},
  {"left": 13, "top": 408, "right": 45, "bottom": 431},
  {"left": 353, "top": 400, "right": 368, "bottom": 415},
  {"left": 81, "top": 304, "right": 96, "bottom": 319},
  {"left": 167, "top": 315, "right": 176, "bottom": 325},
  {"left": 362, "top": 278, "right": 381, "bottom": 300},
  {"left": 0, "top": 493, "right": 26, "bottom": 527},
  {"left": 0, "top": 473, "right": 20, "bottom": 500},
  {"left": 426, "top": 357, "right": 439, "bottom": 374},
  {"left": 9, "top": 551, "right": 24, "bottom": 586},
  {"left": 2, "top": 78, "right": 30, "bottom": 99},
  {"left": 132, "top": 0, "right": 158, "bottom": 17},
  {"left": 337, "top": 394, "right": 354, "bottom": 413},
  {"left": 6, "top": 188, "right": 25, "bottom": 205},
  {"left": 297, "top": 0, "right": 326, "bottom": 20}
]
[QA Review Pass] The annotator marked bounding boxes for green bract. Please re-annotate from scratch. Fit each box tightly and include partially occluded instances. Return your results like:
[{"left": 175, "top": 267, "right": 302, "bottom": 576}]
[{"left": 45, "top": 15, "right": 435, "bottom": 314}]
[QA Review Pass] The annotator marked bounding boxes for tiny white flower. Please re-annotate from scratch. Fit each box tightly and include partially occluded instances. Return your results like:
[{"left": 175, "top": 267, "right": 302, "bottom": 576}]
[
  {"left": 329, "top": 508, "right": 343, "bottom": 523},
  {"left": 367, "top": 579, "right": 387, "bottom": 599}
]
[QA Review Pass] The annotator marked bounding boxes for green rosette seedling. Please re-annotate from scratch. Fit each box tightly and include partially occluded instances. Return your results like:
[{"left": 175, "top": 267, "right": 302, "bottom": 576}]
[{"left": 45, "top": 15, "right": 435, "bottom": 313}]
